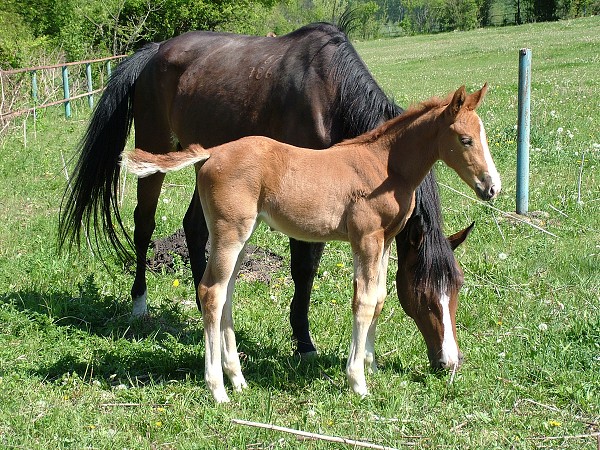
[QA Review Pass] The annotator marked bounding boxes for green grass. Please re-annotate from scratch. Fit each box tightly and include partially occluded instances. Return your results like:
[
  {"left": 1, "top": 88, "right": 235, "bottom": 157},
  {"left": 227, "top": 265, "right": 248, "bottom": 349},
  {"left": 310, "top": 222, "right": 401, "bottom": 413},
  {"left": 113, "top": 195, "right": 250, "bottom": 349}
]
[{"left": 1, "top": 17, "right": 599, "bottom": 449}]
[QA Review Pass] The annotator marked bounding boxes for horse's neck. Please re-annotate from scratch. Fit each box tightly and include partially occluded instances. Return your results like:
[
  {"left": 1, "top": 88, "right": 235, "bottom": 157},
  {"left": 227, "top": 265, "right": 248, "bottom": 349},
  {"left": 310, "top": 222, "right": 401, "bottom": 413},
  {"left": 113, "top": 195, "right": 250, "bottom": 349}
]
[{"left": 386, "top": 111, "right": 441, "bottom": 190}]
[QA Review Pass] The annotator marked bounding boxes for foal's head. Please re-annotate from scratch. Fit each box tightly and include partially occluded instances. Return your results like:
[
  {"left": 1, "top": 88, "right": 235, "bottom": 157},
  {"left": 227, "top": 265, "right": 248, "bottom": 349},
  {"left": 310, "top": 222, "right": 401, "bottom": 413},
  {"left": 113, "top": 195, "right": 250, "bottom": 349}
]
[
  {"left": 438, "top": 83, "right": 501, "bottom": 201},
  {"left": 396, "top": 215, "right": 474, "bottom": 370}
]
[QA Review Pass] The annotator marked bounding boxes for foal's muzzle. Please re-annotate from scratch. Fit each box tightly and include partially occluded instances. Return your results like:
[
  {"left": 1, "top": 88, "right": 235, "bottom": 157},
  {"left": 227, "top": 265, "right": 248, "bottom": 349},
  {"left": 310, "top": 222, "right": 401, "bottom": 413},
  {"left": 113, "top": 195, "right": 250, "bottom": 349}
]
[{"left": 475, "top": 174, "right": 501, "bottom": 201}]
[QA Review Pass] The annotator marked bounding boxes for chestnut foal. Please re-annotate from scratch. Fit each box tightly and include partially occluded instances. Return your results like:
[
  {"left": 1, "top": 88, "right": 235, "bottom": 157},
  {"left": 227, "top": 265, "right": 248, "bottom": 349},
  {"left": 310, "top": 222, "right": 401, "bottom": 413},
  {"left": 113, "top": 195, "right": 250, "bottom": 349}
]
[{"left": 124, "top": 85, "right": 500, "bottom": 402}]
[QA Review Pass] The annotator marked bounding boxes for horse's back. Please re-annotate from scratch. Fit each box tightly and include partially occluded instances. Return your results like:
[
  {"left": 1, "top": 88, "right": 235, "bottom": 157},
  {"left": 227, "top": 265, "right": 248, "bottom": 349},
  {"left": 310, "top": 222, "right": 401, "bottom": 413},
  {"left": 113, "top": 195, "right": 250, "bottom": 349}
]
[{"left": 133, "top": 24, "right": 349, "bottom": 151}]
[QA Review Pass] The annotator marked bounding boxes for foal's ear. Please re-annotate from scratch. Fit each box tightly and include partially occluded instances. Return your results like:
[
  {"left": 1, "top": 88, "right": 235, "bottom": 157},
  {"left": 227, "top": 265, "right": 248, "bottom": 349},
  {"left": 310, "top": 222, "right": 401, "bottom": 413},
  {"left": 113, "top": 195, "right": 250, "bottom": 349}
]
[
  {"left": 447, "top": 86, "right": 466, "bottom": 117},
  {"left": 448, "top": 222, "right": 475, "bottom": 251},
  {"left": 408, "top": 215, "right": 426, "bottom": 248},
  {"left": 464, "top": 83, "right": 489, "bottom": 110}
]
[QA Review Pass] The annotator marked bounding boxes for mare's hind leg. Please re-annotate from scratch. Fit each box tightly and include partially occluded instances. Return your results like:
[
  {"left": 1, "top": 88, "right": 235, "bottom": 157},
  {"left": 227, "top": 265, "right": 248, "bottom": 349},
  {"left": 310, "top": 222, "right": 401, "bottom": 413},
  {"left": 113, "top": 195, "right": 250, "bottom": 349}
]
[
  {"left": 289, "top": 239, "right": 324, "bottom": 356},
  {"left": 131, "top": 172, "right": 166, "bottom": 317},
  {"left": 183, "top": 186, "right": 208, "bottom": 292}
]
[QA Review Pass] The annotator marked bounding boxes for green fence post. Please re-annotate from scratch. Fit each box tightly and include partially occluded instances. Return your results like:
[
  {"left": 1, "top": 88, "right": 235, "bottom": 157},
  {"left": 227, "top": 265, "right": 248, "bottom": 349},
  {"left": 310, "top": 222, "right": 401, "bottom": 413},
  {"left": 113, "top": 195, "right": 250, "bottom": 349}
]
[
  {"left": 31, "top": 70, "right": 38, "bottom": 119},
  {"left": 86, "top": 63, "right": 94, "bottom": 109},
  {"left": 62, "top": 65, "right": 71, "bottom": 118},
  {"left": 516, "top": 48, "right": 531, "bottom": 215}
]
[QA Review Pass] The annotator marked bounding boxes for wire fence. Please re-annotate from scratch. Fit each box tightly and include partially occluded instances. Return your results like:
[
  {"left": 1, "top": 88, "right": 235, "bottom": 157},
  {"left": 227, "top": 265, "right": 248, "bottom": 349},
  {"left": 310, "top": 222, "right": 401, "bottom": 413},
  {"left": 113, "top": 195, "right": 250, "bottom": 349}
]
[{"left": 0, "top": 55, "right": 126, "bottom": 131}]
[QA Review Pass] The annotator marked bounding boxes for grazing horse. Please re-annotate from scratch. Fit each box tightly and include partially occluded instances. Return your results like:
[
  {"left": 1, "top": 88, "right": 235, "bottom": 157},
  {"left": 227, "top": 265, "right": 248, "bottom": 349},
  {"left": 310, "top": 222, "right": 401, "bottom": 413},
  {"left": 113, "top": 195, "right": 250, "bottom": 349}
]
[{"left": 124, "top": 84, "right": 500, "bottom": 402}]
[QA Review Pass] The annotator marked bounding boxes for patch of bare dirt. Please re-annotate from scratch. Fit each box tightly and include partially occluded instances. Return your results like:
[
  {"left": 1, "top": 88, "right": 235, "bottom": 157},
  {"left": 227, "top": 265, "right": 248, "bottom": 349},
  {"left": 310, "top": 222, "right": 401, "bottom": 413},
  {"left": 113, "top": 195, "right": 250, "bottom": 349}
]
[{"left": 147, "top": 228, "right": 284, "bottom": 284}]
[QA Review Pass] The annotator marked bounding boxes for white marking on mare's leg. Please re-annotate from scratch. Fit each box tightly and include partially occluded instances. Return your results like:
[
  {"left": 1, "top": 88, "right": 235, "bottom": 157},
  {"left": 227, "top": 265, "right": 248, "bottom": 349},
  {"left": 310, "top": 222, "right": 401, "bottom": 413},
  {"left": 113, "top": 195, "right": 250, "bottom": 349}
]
[
  {"left": 440, "top": 292, "right": 459, "bottom": 368},
  {"left": 131, "top": 290, "right": 148, "bottom": 318}
]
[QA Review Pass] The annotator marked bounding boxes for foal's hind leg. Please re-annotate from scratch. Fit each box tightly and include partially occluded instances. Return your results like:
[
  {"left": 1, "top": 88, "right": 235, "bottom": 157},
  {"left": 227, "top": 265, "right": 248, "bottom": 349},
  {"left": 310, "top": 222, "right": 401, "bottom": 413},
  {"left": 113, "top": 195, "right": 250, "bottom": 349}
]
[
  {"left": 201, "top": 226, "right": 254, "bottom": 403},
  {"left": 131, "top": 172, "right": 166, "bottom": 317},
  {"left": 289, "top": 239, "right": 324, "bottom": 356},
  {"left": 365, "top": 245, "right": 391, "bottom": 374}
]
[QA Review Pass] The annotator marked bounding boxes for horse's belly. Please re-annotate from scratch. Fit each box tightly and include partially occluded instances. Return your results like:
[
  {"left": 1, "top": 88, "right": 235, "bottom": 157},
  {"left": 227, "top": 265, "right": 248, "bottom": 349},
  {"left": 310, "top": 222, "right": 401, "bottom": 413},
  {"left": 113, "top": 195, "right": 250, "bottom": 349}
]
[{"left": 259, "top": 210, "right": 347, "bottom": 243}]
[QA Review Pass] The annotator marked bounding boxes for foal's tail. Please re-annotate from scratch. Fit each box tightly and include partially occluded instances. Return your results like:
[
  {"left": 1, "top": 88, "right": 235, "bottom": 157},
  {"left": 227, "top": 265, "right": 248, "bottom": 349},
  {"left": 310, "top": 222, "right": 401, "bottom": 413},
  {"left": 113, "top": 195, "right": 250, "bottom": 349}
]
[
  {"left": 58, "top": 43, "right": 160, "bottom": 262},
  {"left": 124, "top": 145, "right": 211, "bottom": 178}
]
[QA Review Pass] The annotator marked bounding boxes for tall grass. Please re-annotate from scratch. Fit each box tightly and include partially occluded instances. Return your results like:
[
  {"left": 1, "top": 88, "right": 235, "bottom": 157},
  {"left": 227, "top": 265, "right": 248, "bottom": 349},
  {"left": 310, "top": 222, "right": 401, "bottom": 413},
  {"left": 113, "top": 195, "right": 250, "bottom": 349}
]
[{"left": 1, "top": 17, "right": 599, "bottom": 449}]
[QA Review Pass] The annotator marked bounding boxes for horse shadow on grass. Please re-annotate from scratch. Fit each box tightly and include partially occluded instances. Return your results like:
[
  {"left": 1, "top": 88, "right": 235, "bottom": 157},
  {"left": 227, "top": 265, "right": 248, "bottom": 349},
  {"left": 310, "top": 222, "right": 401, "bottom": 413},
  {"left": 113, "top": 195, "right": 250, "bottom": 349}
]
[{"left": 2, "top": 275, "right": 350, "bottom": 394}]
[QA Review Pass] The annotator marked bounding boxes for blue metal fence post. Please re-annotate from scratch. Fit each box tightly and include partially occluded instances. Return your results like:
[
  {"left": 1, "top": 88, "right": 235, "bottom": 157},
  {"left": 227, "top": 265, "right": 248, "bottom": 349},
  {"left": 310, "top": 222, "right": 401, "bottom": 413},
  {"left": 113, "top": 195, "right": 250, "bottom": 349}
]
[
  {"left": 62, "top": 65, "right": 71, "bottom": 118},
  {"left": 86, "top": 63, "right": 94, "bottom": 109},
  {"left": 516, "top": 48, "right": 531, "bottom": 215},
  {"left": 31, "top": 70, "right": 38, "bottom": 119}
]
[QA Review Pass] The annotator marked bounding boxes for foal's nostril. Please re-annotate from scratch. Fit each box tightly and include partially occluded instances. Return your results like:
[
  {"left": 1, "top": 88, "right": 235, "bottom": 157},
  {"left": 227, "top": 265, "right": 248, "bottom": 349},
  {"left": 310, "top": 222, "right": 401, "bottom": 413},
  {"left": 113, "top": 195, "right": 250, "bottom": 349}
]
[{"left": 485, "top": 184, "right": 499, "bottom": 200}]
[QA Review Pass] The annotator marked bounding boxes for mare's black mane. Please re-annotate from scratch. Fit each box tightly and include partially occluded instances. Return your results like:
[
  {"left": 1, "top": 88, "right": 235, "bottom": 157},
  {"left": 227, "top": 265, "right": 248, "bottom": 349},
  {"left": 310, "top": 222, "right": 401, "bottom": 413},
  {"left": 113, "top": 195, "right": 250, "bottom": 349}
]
[{"left": 407, "top": 172, "right": 462, "bottom": 301}]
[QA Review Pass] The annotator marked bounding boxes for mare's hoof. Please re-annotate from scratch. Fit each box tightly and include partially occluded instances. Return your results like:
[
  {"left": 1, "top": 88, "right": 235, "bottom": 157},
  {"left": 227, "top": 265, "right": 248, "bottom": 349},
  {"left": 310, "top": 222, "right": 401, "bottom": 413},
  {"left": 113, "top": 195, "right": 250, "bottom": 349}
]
[
  {"left": 131, "top": 290, "right": 149, "bottom": 318},
  {"left": 293, "top": 336, "right": 318, "bottom": 356},
  {"left": 298, "top": 350, "right": 318, "bottom": 361}
]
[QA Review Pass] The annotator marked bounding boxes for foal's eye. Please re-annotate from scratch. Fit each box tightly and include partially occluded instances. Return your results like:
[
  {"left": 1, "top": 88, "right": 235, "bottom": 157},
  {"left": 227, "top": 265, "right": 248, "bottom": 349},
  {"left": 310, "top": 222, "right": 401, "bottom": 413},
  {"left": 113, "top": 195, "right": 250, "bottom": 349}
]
[{"left": 460, "top": 136, "right": 473, "bottom": 146}]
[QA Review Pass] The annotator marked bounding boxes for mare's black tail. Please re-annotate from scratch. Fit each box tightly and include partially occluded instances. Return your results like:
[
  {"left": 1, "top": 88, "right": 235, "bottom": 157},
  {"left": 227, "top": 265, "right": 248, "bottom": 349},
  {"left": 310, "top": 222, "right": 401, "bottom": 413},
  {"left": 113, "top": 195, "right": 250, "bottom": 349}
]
[{"left": 58, "top": 43, "right": 160, "bottom": 262}]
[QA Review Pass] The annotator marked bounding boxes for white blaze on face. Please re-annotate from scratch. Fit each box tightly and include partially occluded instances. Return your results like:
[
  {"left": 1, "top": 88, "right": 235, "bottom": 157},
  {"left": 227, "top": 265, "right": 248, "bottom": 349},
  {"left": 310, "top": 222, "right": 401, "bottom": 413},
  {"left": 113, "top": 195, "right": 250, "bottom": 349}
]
[
  {"left": 479, "top": 118, "right": 502, "bottom": 191},
  {"left": 440, "top": 292, "right": 459, "bottom": 367}
]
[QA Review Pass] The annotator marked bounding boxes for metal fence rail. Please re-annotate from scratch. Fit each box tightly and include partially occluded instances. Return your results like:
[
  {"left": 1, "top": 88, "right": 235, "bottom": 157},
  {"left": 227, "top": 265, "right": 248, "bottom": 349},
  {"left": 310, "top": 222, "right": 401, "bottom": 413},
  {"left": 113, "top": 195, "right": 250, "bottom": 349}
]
[{"left": 0, "top": 54, "right": 126, "bottom": 122}]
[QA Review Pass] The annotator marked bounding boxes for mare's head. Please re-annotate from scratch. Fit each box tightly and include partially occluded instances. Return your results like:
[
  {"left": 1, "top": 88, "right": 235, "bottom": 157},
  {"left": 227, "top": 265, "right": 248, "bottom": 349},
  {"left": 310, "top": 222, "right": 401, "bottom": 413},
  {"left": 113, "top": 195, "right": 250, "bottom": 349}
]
[
  {"left": 438, "top": 83, "right": 501, "bottom": 201},
  {"left": 396, "top": 215, "right": 474, "bottom": 370}
]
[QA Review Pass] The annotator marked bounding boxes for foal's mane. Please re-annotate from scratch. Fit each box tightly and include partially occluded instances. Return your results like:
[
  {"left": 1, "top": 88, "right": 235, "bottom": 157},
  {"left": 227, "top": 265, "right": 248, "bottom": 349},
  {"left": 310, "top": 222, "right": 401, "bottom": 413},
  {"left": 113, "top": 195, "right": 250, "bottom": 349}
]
[{"left": 337, "top": 96, "right": 448, "bottom": 146}]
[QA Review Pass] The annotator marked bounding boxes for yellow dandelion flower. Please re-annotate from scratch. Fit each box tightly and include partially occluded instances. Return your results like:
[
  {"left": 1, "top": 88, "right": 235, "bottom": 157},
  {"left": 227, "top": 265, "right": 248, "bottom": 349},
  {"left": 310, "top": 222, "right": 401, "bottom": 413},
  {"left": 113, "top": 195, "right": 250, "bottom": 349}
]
[
  {"left": 172, "top": 279, "right": 180, "bottom": 288},
  {"left": 155, "top": 421, "right": 163, "bottom": 427},
  {"left": 548, "top": 420, "right": 561, "bottom": 427}
]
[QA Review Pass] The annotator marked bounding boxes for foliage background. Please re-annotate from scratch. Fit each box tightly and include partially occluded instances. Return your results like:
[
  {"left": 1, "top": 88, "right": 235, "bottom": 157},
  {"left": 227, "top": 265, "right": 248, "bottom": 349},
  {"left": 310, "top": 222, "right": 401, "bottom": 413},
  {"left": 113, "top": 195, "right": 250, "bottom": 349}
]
[{"left": 1, "top": 0, "right": 600, "bottom": 69}]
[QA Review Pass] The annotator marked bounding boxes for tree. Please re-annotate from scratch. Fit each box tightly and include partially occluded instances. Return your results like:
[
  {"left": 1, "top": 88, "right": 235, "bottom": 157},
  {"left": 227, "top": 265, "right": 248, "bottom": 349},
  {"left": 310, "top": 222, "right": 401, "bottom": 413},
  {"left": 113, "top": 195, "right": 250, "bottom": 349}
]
[
  {"left": 533, "top": 0, "right": 557, "bottom": 21},
  {"left": 442, "top": 0, "right": 479, "bottom": 30}
]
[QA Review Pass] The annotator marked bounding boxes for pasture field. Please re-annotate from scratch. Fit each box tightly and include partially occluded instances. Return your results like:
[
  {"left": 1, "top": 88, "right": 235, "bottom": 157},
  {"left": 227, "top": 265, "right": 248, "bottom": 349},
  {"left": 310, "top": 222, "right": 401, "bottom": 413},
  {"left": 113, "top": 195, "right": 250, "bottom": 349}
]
[{"left": 1, "top": 16, "right": 599, "bottom": 449}]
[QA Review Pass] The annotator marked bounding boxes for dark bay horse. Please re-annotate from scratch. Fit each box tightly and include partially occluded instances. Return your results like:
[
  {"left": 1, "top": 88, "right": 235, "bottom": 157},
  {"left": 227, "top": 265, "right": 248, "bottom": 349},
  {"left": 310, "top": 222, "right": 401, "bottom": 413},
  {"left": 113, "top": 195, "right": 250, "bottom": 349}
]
[
  {"left": 58, "top": 22, "right": 469, "bottom": 358},
  {"left": 124, "top": 85, "right": 499, "bottom": 401}
]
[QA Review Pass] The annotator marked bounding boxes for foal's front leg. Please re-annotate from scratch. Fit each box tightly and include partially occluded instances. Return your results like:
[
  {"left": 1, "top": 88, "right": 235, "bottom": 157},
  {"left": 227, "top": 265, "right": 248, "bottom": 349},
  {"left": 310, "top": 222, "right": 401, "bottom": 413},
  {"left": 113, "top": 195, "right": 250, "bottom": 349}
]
[{"left": 346, "top": 234, "right": 385, "bottom": 396}]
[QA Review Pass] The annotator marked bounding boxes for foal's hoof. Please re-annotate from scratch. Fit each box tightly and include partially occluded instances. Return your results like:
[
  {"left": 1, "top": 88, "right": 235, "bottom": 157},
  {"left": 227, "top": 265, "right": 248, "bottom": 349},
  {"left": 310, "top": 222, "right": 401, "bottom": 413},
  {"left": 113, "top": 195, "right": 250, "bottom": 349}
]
[
  {"left": 231, "top": 375, "right": 248, "bottom": 393},
  {"left": 350, "top": 383, "right": 369, "bottom": 398},
  {"left": 212, "top": 388, "right": 230, "bottom": 404}
]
